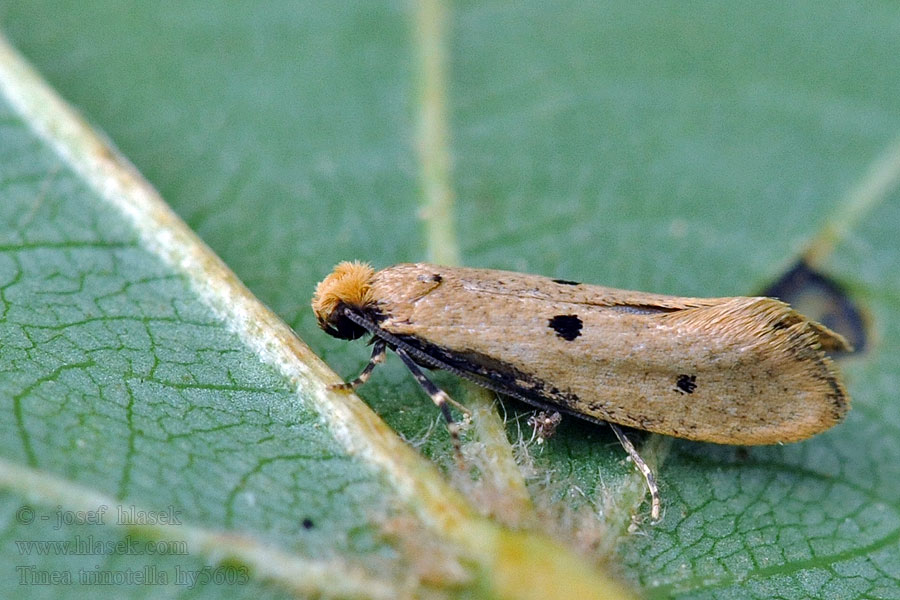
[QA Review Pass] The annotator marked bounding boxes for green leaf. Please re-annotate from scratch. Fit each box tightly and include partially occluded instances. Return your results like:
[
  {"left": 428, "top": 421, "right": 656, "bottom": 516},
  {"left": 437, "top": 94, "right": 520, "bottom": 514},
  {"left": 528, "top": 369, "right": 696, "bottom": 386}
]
[{"left": 2, "top": 2, "right": 900, "bottom": 599}]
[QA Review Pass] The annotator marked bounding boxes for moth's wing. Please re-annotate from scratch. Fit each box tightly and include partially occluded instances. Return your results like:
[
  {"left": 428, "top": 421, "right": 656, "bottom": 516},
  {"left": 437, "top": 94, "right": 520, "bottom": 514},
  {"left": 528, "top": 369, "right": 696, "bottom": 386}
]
[
  {"left": 372, "top": 264, "right": 849, "bottom": 445},
  {"left": 381, "top": 263, "right": 726, "bottom": 309}
]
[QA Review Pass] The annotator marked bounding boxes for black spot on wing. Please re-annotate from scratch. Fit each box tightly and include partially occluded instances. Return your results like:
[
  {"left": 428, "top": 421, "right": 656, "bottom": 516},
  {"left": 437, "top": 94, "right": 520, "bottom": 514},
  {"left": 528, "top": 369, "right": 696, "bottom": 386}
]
[
  {"left": 552, "top": 278, "right": 581, "bottom": 286},
  {"left": 549, "top": 314, "right": 583, "bottom": 341},
  {"left": 676, "top": 374, "right": 697, "bottom": 394}
]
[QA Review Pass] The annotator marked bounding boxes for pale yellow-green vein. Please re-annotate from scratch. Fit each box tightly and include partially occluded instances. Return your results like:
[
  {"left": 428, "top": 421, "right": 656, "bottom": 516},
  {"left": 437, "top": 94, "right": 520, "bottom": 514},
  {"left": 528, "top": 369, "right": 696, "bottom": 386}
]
[
  {"left": 413, "top": 0, "right": 534, "bottom": 523},
  {"left": 806, "top": 134, "right": 900, "bottom": 266}
]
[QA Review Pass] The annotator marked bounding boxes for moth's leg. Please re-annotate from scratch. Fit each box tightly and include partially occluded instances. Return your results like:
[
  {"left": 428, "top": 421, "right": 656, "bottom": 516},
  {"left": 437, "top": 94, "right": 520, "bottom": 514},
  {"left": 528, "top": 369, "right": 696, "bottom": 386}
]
[
  {"left": 609, "top": 423, "right": 661, "bottom": 522},
  {"left": 330, "top": 338, "right": 387, "bottom": 391},
  {"left": 440, "top": 393, "right": 471, "bottom": 418},
  {"left": 394, "top": 347, "right": 465, "bottom": 468}
]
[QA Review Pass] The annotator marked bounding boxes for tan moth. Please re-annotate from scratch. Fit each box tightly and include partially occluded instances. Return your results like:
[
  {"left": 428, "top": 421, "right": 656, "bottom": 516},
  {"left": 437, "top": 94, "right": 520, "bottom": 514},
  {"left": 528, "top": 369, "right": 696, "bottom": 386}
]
[{"left": 312, "top": 261, "right": 851, "bottom": 520}]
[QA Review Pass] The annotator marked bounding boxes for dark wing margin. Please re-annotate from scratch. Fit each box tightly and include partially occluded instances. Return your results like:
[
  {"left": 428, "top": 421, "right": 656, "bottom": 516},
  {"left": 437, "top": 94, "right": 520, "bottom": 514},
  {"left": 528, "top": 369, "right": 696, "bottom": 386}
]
[
  {"left": 337, "top": 305, "right": 605, "bottom": 424},
  {"left": 398, "top": 333, "right": 611, "bottom": 425}
]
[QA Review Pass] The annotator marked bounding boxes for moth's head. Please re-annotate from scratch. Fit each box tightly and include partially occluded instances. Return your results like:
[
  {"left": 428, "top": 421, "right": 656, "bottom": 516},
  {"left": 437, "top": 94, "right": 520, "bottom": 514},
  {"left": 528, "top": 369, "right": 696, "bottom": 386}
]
[{"left": 311, "top": 261, "right": 376, "bottom": 340}]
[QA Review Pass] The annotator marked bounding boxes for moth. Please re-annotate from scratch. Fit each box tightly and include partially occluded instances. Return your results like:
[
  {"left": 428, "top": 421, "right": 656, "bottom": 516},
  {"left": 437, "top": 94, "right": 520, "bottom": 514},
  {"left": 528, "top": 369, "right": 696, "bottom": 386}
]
[{"left": 311, "top": 261, "right": 851, "bottom": 520}]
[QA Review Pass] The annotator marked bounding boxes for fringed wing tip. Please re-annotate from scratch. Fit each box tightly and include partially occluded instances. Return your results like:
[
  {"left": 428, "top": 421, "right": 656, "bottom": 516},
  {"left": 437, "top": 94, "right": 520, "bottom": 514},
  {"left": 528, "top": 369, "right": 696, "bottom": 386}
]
[{"left": 663, "top": 296, "right": 851, "bottom": 423}]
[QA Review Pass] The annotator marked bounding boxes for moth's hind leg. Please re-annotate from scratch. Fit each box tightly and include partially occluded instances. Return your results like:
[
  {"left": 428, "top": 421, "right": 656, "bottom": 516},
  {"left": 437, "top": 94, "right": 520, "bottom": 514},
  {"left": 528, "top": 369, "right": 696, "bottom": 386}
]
[
  {"left": 330, "top": 338, "right": 387, "bottom": 391},
  {"left": 394, "top": 347, "right": 467, "bottom": 468},
  {"left": 609, "top": 423, "right": 661, "bottom": 522}
]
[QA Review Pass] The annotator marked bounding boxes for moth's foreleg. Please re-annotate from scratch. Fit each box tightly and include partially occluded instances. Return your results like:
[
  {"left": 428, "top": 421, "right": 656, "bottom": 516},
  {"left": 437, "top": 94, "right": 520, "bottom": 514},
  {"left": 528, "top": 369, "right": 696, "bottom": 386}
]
[
  {"left": 330, "top": 339, "right": 387, "bottom": 391},
  {"left": 609, "top": 423, "right": 661, "bottom": 522},
  {"left": 394, "top": 347, "right": 465, "bottom": 468}
]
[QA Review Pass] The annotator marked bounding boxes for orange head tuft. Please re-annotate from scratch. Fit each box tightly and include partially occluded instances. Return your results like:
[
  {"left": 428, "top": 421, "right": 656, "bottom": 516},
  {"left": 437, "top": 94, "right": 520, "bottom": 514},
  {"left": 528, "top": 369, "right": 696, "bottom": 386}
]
[{"left": 311, "top": 261, "right": 376, "bottom": 339}]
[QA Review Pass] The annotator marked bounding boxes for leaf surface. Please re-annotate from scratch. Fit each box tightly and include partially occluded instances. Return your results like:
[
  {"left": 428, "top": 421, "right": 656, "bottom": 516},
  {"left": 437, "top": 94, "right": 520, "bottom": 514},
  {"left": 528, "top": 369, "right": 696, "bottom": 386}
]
[{"left": 2, "top": 2, "right": 900, "bottom": 598}]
